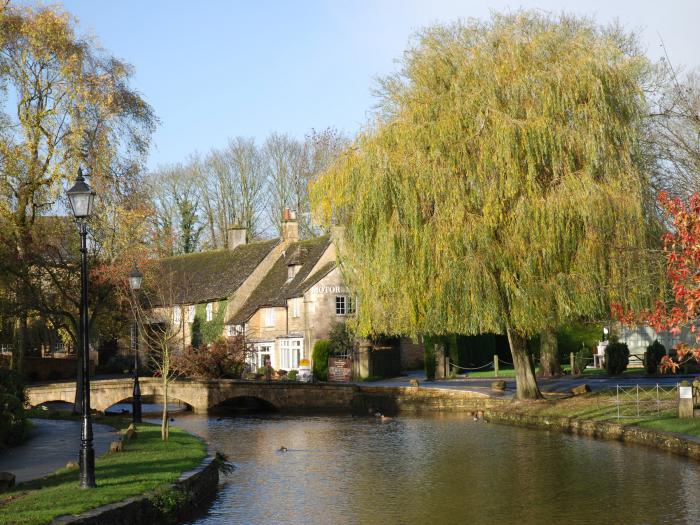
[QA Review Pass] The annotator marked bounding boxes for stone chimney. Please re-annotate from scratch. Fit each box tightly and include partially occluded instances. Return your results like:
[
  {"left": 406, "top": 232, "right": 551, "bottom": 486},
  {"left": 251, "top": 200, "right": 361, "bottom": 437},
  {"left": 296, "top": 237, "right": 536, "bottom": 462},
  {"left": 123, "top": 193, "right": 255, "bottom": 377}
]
[
  {"left": 227, "top": 226, "right": 247, "bottom": 250},
  {"left": 281, "top": 208, "right": 299, "bottom": 243}
]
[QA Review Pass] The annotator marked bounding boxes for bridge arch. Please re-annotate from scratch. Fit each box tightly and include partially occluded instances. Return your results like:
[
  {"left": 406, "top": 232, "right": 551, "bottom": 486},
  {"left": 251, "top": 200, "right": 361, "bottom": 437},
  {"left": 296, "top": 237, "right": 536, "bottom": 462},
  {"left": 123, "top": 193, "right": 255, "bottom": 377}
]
[
  {"left": 102, "top": 395, "right": 194, "bottom": 414},
  {"left": 209, "top": 395, "right": 278, "bottom": 413}
]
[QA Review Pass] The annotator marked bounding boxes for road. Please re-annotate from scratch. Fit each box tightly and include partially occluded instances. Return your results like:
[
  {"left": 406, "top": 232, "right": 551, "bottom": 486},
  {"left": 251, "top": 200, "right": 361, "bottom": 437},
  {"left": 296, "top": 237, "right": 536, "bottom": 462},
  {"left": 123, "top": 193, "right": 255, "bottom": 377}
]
[{"left": 364, "top": 369, "right": 696, "bottom": 397}]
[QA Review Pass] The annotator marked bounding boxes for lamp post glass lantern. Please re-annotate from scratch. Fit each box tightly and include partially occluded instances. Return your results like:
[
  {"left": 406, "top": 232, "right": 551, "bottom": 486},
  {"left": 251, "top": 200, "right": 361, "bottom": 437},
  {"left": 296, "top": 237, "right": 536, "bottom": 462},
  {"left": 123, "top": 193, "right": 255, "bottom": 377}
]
[
  {"left": 129, "top": 265, "right": 143, "bottom": 424},
  {"left": 67, "top": 167, "right": 96, "bottom": 218},
  {"left": 67, "top": 167, "right": 96, "bottom": 489}
]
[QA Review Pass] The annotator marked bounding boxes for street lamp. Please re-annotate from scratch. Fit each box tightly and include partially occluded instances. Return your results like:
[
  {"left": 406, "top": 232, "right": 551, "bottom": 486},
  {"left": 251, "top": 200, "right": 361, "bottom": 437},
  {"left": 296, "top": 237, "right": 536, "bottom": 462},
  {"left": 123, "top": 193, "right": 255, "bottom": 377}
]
[
  {"left": 129, "top": 265, "right": 143, "bottom": 424},
  {"left": 66, "top": 167, "right": 96, "bottom": 489}
]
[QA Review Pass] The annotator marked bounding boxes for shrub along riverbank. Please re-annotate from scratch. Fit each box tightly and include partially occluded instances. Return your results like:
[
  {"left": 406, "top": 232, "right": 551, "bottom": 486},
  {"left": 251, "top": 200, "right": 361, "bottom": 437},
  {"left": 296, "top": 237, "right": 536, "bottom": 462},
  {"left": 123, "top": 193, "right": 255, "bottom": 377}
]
[
  {"left": 0, "top": 369, "right": 29, "bottom": 449},
  {"left": 0, "top": 416, "right": 206, "bottom": 525}
]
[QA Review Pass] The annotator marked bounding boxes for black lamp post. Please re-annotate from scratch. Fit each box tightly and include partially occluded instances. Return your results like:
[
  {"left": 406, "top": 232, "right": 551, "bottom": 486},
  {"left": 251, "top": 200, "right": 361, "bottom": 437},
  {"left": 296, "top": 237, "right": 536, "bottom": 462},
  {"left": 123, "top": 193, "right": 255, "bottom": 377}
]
[
  {"left": 66, "top": 167, "right": 96, "bottom": 489},
  {"left": 129, "top": 265, "right": 143, "bottom": 424}
]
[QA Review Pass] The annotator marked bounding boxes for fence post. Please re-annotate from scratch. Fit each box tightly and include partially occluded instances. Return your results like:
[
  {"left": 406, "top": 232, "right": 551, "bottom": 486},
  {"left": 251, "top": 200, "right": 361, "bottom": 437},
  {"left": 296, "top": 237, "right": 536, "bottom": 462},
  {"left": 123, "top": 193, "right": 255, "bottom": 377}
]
[
  {"left": 636, "top": 385, "right": 640, "bottom": 418},
  {"left": 656, "top": 384, "right": 660, "bottom": 415},
  {"left": 570, "top": 352, "right": 575, "bottom": 375},
  {"left": 494, "top": 355, "right": 499, "bottom": 378}
]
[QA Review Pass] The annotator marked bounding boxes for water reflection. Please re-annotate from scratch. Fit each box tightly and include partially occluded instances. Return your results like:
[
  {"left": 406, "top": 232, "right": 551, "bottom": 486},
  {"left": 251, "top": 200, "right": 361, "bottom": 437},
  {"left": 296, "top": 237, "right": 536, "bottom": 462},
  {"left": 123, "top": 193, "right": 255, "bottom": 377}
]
[{"left": 169, "top": 413, "right": 698, "bottom": 525}]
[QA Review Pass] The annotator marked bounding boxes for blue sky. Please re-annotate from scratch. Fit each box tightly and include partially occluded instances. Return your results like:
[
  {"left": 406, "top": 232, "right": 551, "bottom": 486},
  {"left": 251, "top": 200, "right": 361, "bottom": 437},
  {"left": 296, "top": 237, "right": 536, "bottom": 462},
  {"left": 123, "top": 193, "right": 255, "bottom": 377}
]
[{"left": 52, "top": 0, "right": 700, "bottom": 169}]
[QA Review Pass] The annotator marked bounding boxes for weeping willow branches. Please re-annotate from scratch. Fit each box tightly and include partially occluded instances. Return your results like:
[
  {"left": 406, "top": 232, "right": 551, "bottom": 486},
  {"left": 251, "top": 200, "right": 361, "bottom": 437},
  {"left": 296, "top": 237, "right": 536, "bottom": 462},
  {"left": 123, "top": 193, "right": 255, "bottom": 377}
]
[{"left": 311, "top": 12, "right": 662, "bottom": 398}]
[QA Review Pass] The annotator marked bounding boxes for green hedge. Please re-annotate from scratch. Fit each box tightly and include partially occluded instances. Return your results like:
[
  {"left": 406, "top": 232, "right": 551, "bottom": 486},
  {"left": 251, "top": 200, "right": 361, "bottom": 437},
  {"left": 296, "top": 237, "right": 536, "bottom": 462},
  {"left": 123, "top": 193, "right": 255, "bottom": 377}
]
[
  {"left": 312, "top": 340, "right": 332, "bottom": 381},
  {"left": 645, "top": 340, "right": 666, "bottom": 375},
  {"left": 605, "top": 342, "right": 630, "bottom": 375}
]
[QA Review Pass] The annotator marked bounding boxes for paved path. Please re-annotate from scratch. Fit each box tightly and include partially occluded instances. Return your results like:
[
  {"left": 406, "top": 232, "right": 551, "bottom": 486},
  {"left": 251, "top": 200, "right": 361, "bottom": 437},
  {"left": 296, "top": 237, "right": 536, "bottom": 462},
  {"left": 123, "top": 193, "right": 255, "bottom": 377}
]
[
  {"left": 363, "top": 370, "right": 697, "bottom": 397},
  {"left": 0, "top": 418, "right": 116, "bottom": 483}
]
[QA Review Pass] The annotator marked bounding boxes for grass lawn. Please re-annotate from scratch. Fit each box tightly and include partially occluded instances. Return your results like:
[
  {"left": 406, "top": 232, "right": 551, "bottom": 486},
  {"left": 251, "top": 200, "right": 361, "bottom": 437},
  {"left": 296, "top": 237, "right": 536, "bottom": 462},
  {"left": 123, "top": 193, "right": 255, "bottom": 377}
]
[
  {"left": 496, "top": 387, "right": 700, "bottom": 439},
  {"left": 0, "top": 417, "right": 206, "bottom": 525},
  {"left": 637, "top": 417, "right": 700, "bottom": 438}
]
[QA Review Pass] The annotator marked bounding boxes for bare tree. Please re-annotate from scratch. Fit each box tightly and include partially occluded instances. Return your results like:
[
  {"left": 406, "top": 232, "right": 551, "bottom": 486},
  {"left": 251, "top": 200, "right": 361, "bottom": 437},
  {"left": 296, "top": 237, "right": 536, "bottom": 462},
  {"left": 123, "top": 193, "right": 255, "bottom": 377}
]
[
  {"left": 263, "top": 129, "right": 348, "bottom": 238},
  {"left": 130, "top": 268, "right": 187, "bottom": 441},
  {"left": 644, "top": 60, "right": 700, "bottom": 199},
  {"left": 264, "top": 132, "right": 303, "bottom": 237},
  {"left": 199, "top": 138, "right": 266, "bottom": 248},
  {"left": 147, "top": 162, "right": 204, "bottom": 256}
]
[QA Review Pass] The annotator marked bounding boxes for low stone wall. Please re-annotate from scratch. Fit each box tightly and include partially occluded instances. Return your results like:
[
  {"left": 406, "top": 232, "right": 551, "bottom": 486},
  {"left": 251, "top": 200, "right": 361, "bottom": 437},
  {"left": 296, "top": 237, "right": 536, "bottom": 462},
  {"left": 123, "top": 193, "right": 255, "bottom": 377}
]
[
  {"left": 49, "top": 451, "right": 219, "bottom": 525},
  {"left": 483, "top": 409, "right": 700, "bottom": 461},
  {"left": 355, "top": 386, "right": 700, "bottom": 462},
  {"left": 354, "top": 385, "right": 507, "bottom": 414}
]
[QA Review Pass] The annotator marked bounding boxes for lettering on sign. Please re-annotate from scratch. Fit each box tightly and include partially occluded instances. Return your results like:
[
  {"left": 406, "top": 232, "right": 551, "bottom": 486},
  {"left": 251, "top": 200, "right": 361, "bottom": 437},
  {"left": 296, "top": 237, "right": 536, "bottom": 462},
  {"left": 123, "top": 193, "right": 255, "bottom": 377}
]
[
  {"left": 679, "top": 386, "right": 693, "bottom": 399},
  {"left": 328, "top": 357, "right": 352, "bottom": 383},
  {"left": 312, "top": 285, "right": 349, "bottom": 294}
]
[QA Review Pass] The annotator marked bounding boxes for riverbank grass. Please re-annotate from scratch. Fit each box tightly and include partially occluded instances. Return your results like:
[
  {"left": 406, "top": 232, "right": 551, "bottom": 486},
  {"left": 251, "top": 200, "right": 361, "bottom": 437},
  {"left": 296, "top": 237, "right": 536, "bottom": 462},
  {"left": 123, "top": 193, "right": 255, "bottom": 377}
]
[
  {"left": 0, "top": 419, "right": 206, "bottom": 525},
  {"left": 502, "top": 390, "right": 700, "bottom": 438}
]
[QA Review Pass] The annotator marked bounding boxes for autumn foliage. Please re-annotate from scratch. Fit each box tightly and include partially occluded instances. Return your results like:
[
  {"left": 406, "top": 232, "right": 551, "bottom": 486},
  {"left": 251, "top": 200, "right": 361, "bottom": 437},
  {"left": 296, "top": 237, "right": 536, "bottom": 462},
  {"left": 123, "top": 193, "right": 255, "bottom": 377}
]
[
  {"left": 613, "top": 192, "right": 700, "bottom": 372},
  {"left": 172, "top": 336, "right": 253, "bottom": 379}
]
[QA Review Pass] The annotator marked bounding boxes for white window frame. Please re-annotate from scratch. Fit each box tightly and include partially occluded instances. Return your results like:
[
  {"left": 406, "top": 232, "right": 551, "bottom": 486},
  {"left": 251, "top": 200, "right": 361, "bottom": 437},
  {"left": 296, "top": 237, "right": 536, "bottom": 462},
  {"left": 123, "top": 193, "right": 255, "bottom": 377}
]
[
  {"left": 279, "top": 337, "right": 303, "bottom": 370},
  {"left": 205, "top": 302, "right": 213, "bottom": 322},
  {"left": 264, "top": 308, "right": 275, "bottom": 327},
  {"left": 173, "top": 306, "right": 181, "bottom": 325},
  {"left": 188, "top": 305, "right": 195, "bottom": 322},
  {"left": 248, "top": 342, "right": 273, "bottom": 370},
  {"left": 336, "top": 295, "right": 356, "bottom": 315}
]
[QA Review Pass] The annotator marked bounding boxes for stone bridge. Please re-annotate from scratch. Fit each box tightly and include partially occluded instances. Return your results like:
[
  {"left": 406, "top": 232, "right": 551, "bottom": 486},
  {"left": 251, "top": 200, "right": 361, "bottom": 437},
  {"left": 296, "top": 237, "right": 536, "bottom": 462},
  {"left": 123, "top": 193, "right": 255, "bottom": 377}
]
[{"left": 26, "top": 378, "right": 359, "bottom": 414}]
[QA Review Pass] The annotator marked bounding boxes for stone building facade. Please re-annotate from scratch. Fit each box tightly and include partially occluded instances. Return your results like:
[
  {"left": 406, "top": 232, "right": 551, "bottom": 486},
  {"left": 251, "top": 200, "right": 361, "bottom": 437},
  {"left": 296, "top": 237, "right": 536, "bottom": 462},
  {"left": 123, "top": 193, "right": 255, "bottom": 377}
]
[{"left": 148, "top": 212, "right": 357, "bottom": 373}]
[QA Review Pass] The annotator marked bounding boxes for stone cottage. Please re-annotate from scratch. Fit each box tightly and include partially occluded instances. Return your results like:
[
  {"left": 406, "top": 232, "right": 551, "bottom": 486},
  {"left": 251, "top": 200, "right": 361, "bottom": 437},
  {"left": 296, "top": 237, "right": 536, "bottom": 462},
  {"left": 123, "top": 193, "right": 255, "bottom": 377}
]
[{"left": 147, "top": 211, "right": 357, "bottom": 372}]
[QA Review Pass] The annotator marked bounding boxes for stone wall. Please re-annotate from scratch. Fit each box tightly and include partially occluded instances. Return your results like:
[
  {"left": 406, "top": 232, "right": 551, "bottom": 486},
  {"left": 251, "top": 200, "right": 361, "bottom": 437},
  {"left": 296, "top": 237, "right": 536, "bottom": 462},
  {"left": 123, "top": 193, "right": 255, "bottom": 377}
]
[
  {"left": 400, "top": 337, "right": 424, "bottom": 370},
  {"left": 50, "top": 452, "right": 220, "bottom": 525},
  {"left": 484, "top": 409, "right": 700, "bottom": 461},
  {"left": 353, "top": 386, "right": 504, "bottom": 415}
]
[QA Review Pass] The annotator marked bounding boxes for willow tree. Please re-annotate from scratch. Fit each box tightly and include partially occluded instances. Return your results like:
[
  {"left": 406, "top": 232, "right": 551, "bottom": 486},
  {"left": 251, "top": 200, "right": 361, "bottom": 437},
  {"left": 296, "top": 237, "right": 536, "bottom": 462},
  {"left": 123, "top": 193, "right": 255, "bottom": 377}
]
[{"left": 312, "top": 13, "right": 658, "bottom": 399}]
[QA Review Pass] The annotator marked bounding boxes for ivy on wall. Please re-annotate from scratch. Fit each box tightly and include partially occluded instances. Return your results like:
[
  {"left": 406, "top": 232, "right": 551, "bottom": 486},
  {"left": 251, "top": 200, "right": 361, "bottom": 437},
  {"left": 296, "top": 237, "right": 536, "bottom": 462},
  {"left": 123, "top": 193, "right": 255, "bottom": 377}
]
[{"left": 191, "top": 300, "right": 227, "bottom": 347}]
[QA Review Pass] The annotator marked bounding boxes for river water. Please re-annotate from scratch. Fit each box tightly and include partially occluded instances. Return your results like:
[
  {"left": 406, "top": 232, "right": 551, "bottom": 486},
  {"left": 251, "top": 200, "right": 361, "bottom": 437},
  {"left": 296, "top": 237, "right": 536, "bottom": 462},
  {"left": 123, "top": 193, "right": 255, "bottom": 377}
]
[{"left": 167, "top": 413, "right": 700, "bottom": 525}]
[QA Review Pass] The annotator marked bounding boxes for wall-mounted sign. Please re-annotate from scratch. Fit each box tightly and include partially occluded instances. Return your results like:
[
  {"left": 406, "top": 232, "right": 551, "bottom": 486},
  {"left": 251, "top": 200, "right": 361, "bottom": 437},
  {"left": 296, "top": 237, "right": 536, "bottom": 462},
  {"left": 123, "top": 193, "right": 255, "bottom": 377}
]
[
  {"left": 312, "top": 285, "right": 349, "bottom": 294},
  {"left": 328, "top": 357, "right": 352, "bottom": 382},
  {"left": 679, "top": 386, "right": 693, "bottom": 399}
]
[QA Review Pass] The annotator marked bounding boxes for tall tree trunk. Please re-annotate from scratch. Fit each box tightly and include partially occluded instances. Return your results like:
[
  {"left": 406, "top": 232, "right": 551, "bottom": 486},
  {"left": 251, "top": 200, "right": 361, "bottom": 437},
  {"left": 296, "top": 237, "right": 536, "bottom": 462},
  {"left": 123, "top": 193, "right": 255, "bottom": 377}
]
[
  {"left": 161, "top": 378, "right": 169, "bottom": 441},
  {"left": 12, "top": 316, "right": 26, "bottom": 373},
  {"left": 507, "top": 327, "right": 542, "bottom": 400},
  {"left": 538, "top": 327, "right": 562, "bottom": 377}
]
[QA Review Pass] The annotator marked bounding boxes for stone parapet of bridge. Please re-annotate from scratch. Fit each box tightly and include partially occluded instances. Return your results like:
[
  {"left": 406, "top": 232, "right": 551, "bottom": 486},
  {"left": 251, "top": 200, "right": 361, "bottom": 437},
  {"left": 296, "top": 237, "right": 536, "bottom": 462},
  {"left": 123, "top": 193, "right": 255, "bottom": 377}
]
[{"left": 26, "top": 378, "right": 359, "bottom": 414}]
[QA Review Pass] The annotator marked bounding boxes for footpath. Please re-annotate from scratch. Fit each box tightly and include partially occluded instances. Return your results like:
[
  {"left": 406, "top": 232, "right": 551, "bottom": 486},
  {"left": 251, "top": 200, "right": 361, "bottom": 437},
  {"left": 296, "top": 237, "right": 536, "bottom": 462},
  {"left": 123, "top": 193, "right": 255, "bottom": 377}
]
[{"left": 0, "top": 418, "right": 116, "bottom": 483}]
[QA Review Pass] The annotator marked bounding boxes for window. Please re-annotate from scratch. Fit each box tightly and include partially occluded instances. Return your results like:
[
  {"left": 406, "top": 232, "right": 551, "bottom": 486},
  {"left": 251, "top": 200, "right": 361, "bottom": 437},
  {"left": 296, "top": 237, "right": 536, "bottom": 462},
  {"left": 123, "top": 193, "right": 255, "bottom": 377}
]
[
  {"left": 280, "top": 338, "right": 303, "bottom": 370},
  {"left": 335, "top": 296, "right": 356, "bottom": 315},
  {"left": 292, "top": 297, "right": 301, "bottom": 318},
  {"left": 205, "top": 302, "right": 213, "bottom": 322},
  {"left": 188, "top": 305, "right": 195, "bottom": 322},
  {"left": 248, "top": 343, "right": 273, "bottom": 370},
  {"left": 227, "top": 324, "right": 244, "bottom": 337},
  {"left": 264, "top": 308, "right": 275, "bottom": 327},
  {"left": 287, "top": 264, "right": 301, "bottom": 281},
  {"left": 173, "top": 306, "right": 181, "bottom": 325}
]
